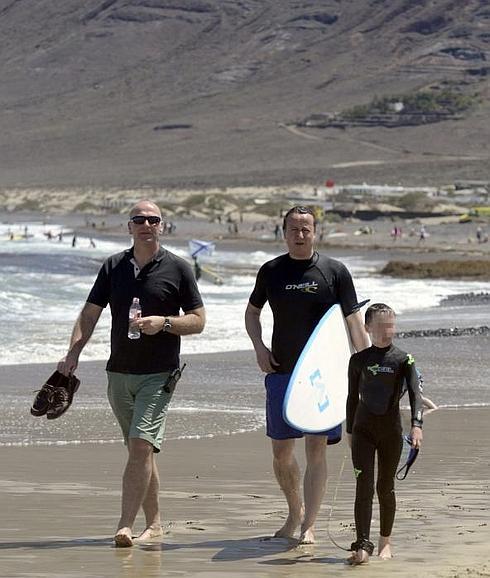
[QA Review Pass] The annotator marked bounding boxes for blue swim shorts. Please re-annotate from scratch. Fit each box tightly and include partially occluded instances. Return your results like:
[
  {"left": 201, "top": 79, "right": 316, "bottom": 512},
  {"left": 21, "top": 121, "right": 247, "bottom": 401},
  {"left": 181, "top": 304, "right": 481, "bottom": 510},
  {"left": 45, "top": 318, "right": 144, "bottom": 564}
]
[{"left": 265, "top": 373, "right": 342, "bottom": 443}]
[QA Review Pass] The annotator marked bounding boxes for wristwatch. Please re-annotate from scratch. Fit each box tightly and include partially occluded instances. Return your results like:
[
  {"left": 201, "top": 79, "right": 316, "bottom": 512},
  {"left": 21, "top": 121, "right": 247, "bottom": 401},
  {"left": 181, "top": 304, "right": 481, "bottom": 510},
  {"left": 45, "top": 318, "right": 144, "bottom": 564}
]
[{"left": 162, "top": 317, "right": 172, "bottom": 332}]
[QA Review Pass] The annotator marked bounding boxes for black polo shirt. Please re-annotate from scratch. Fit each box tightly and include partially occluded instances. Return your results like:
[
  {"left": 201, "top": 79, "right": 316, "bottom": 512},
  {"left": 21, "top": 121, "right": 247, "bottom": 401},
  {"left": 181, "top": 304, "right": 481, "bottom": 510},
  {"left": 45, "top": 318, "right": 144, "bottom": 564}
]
[
  {"left": 249, "top": 252, "right": 359, "bottom": 373},
  {"left": 87, "top": 246, "right": 203, "bottom": 374}
]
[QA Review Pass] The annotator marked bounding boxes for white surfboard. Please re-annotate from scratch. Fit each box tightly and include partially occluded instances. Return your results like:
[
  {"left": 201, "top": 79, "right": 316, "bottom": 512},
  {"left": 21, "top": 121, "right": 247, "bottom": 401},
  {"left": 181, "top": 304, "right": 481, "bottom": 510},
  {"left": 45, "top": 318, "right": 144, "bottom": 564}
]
[{"left": 283, "top": 303, "right": 361, "bottom": 432}]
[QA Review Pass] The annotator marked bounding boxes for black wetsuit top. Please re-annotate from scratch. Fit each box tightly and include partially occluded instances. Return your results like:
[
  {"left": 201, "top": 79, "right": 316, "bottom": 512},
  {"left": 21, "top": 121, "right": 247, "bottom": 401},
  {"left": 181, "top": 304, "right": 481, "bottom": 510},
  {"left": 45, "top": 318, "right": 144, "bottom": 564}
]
[
  {"left": 87, "top": 246, "right": 203, "bottom": 374},
  {"left": 346, "top": 344, "right": 423, "bottom": 545},
  {"left": 346, "top": 344, "right": 424, "bottom": 433},
  {"left": 249, "top": 252, "right": 359, "bottom": 373}
]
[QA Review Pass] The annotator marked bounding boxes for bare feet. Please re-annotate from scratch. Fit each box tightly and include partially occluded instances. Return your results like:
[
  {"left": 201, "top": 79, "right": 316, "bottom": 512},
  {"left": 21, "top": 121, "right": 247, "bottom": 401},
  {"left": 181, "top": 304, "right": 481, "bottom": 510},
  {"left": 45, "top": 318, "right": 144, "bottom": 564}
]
[
  {"left": 135, "top": 525, "right": 164, "bottom": 542},
  {"left": 347, "top": 549, "right": 369, "bottom": 565},
  {"left": 274, "top": 513, "right": 302, "bottom": 539},
  {"left": 297, "top": 527, "right": 315, "bottom": 545},
  {"left": 378, "top": 536, "right": 393, "bottom": 559},
  {"left": 114, "top": 527, "right": 133, "bottom": 548}
]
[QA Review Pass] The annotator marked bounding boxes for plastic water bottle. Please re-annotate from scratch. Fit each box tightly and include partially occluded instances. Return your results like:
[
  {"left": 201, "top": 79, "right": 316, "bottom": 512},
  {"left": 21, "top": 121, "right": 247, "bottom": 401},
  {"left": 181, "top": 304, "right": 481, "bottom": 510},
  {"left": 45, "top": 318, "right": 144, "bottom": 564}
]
[{"left": 128, "top": 297, "right": 142, "bottom": 339}]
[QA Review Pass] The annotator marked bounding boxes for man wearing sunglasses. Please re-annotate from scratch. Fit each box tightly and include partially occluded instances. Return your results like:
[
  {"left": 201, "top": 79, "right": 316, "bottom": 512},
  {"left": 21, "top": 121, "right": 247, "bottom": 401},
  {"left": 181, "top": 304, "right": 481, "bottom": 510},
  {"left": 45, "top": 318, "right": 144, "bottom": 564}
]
[{"left": 58, "top": 199, "right": 205, "bottom": 547}]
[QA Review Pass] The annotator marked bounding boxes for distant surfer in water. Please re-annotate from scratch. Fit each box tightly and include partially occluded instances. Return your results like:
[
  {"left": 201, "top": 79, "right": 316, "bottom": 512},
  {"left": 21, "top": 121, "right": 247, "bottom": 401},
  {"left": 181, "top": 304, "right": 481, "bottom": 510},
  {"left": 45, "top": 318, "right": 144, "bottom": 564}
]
[
  {"left": 346, "top": 303, "right": 424, "bottom": 564},
  {"left": 245, "top": 206, "right": 369, "bottom": 544}
]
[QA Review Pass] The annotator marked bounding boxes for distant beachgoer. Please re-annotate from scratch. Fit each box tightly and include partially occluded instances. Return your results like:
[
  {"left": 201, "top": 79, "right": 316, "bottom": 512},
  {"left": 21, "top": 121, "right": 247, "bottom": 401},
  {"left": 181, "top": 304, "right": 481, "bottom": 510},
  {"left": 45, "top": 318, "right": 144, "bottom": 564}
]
[
  {"left": 476, "top": 227, "right": 483, "bottom": 244},
  {"left": 402, "top": 370, "right": 438, "bottom": 413},
  {"left": 192, "top": 255, "right": 202, "bottom": 281},
  {"left": 72, "top": 234, "right": 77, "bottom": 248},
  {"left": 416, "top": 372, "right": 438, "bottom": 412},
  {"left": 418, "top": 226, "right": 427, "bottom": 243},
  {"left": 274, "top": 223, "right": 283, "bottom": 241},
  {"left": 421, "top": 395, "right": 438, "bottom": 411},
  {"left": 58, "top": 231, "right": 63, "bottom": 242},
  {"left": 391, "top": 226, "right": 402, "bottom": 241},
  {"left": 89, "top": 238, "right": 96, "bottom": 248}
]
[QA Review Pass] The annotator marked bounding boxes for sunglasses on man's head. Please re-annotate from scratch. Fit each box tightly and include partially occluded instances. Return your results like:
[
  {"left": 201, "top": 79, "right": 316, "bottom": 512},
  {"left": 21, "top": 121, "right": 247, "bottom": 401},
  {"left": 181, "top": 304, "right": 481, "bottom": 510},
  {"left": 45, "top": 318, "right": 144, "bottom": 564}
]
[{"left": 130, "top": 215, "right": 162, "bottom": 225}]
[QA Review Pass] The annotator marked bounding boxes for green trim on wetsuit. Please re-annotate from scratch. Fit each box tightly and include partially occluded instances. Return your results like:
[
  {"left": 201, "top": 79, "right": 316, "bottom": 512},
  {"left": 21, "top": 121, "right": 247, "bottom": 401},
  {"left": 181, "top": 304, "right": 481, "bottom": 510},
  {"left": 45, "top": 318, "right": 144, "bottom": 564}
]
[{"left": 346, "top": 345, "right": 424, "bottom": 434}]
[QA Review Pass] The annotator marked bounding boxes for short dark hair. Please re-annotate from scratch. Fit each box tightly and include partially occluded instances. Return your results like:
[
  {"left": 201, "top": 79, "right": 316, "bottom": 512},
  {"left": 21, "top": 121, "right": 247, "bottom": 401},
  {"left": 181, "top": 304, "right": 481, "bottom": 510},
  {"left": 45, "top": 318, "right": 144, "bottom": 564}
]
[
  {"left": 365, "top": 303, "right": 395, "bottom": 324},
  {"left": 282, "top": 205, "right": 316, "bottom": 232}
]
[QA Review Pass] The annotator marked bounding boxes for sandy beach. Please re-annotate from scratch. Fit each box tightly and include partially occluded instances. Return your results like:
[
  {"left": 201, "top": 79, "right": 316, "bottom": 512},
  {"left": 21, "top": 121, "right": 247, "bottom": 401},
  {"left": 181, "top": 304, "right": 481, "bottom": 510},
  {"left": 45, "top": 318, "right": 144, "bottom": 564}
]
[
  {"left": 1, "top": 3, "right": 489, "bottom": 574},
  {"left": 1, "top": 204, "right": 488, "bottom": 577},
  {"left": 1, "top": 335, "right": 490, "bottom": 578},
  {"left": 0, "top": 406, "right": 489, "bottom": 578}
]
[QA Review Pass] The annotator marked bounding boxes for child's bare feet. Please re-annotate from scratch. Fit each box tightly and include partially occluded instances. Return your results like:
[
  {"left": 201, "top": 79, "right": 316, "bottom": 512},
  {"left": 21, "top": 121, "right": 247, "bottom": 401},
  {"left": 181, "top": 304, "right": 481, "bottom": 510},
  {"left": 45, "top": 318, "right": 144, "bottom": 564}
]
[
  {"left": 378, "top": 535, "right": 393, "bottom": 559},
  {"left": 347, "top": 539, "right": 374, "bottom": 565},
  {"left": 347, "top": 549, "right": 369, "bottom": 565}
]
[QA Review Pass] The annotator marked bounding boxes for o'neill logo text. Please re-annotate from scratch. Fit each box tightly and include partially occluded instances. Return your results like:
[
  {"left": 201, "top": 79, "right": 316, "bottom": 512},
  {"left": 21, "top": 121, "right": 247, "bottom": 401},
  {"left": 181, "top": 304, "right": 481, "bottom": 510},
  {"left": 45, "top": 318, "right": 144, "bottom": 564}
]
[
  {"left": 367, "top": 364, "right": 395, "bottom": 376},
  {"left": 285, "top": 281, "right": 318, "bottom": 294}
]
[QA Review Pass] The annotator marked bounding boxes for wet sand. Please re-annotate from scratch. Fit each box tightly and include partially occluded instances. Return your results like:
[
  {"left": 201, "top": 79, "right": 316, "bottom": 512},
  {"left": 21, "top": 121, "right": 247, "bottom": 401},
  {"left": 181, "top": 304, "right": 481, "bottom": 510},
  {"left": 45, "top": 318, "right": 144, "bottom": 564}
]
[
  {"left": 0, "top": 407, "right": 489, "bottom": 577},
  {"left": 1, "top": 207, "right": 488, "bottom": 576}
]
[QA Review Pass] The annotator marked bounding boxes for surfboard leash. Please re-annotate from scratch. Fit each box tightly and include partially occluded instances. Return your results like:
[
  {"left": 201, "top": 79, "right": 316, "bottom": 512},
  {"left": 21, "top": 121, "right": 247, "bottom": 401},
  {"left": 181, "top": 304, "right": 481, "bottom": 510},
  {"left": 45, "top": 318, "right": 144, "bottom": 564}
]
[{"left": 326, "top": 452, "right": 353, "bottom": 552}]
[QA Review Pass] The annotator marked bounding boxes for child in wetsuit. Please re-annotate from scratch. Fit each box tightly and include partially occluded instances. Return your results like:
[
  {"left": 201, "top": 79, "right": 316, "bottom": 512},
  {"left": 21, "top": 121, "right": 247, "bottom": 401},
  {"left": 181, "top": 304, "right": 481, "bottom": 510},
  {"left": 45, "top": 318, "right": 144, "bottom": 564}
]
[{"left": 346, "top": 303, "right": 424, "bottom": 565}]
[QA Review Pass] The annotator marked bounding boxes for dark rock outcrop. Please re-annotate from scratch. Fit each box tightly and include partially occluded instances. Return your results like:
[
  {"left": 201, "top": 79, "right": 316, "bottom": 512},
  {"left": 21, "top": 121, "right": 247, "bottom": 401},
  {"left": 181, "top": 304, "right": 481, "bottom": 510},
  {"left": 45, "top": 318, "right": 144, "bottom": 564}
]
[{"left": 381, "top": 260, "right": 490, "bottom": 279}]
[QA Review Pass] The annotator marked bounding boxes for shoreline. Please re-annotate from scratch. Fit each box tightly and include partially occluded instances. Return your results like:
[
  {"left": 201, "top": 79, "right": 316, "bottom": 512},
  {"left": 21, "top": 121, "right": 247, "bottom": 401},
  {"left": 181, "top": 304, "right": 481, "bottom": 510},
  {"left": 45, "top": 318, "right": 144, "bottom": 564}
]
[
  {"left": 1, "top": 202, "right": 489, "bottom": 575},
  {"left": 2, "top": 325, "right": 489, "bottom": 450},
  {"left": 1, "top": 206, "right": 489, "bottom": 266},
  {"left": 0, "top": 408, "right": 489, "bottom": 577}
]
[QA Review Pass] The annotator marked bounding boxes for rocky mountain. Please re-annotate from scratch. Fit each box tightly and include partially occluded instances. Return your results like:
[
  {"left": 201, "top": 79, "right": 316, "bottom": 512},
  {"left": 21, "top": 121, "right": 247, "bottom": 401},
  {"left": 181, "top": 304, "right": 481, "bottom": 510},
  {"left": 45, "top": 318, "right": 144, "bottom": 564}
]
[{"left": 0, "top": 0, "right": 488, "bottom": 188}]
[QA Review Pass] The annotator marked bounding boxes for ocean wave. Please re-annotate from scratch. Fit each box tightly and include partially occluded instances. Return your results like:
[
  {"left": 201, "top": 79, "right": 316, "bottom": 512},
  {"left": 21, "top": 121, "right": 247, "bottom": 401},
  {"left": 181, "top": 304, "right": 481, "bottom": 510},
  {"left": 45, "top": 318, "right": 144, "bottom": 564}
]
[
  {"left": 0, "top": 438, "right": 121, "bottom": 448},
  {"left": 400, "top": 402, "right": 490, "bottom": 410},
  {"left": 1, "top": 223, "right": 489, "bottom": 366},
  {"left": 169, "top": 406, "right": 262, "bottom": 415},
  {"left": 0, "top": 425, "right": 266, "bottom": 448}
]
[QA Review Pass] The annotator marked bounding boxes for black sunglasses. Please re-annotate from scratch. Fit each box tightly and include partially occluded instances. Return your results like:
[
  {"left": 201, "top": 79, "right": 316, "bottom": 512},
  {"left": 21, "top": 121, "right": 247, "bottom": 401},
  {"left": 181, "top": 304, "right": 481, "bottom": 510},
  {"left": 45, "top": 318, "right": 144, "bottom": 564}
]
[{"left": 130, "top": 215, "right": 162, "bottom": 225}]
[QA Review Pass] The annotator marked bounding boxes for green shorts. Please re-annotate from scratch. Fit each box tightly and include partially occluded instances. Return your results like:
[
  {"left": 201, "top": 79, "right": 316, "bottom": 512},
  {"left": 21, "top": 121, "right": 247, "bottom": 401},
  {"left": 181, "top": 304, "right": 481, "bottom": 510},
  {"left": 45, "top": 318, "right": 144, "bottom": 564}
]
[{"left": 107, "top": 371, "right": 174, "bottom": 453}]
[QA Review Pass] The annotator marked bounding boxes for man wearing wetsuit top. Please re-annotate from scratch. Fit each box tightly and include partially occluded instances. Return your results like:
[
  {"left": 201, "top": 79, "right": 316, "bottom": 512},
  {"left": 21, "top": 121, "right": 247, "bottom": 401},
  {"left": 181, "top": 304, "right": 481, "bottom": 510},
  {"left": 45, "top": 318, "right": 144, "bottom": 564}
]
[
  {"left": 245, "top": 206, "right": 369, "bottom": 544},
  {"left": 346, "top": 303, "right": 423, "bottom": 564}
]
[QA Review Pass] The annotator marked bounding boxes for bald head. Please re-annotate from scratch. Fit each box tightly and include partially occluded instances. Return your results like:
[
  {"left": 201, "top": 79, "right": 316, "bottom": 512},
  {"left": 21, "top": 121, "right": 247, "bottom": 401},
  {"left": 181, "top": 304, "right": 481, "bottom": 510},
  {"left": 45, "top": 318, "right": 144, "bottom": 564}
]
[{"left": 129, "top": 200, "right": 162, "bottom": 219}]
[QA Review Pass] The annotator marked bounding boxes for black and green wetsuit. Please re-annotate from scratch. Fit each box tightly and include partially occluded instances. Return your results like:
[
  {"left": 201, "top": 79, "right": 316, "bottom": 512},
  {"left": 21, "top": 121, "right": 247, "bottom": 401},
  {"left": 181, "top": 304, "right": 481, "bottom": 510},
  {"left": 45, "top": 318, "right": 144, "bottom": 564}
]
[{"left": 346, "top": 344, "right": 423, "bottom": 551}]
